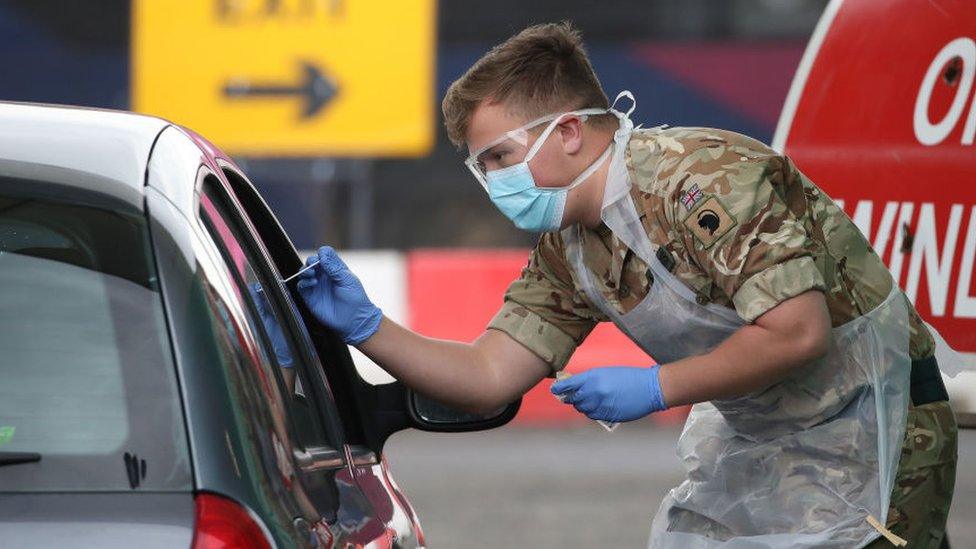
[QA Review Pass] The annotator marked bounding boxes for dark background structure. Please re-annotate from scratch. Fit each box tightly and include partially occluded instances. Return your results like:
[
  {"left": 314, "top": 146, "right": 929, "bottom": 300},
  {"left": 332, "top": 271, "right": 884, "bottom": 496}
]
[{"left": 0, "top": 0, "right": 828, "bottom": 250}]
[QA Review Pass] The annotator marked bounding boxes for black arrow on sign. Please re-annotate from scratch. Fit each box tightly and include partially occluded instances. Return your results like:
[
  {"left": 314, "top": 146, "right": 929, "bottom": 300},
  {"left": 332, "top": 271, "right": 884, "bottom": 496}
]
[{"left": 223, "top": 62, "right": 339, "bottom": 119}]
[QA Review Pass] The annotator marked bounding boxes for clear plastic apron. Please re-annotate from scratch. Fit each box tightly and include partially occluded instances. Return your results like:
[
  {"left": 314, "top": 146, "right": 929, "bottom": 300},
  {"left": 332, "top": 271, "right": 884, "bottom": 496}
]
[{"left": 562, "top": 121, "right": 912, "bottom": 548}]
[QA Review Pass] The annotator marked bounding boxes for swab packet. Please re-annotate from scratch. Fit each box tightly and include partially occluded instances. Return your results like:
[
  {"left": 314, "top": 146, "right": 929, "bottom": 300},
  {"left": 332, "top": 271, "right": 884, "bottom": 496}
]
[{"left": 554, "top": 371, "right": 618, "bottom": 432}]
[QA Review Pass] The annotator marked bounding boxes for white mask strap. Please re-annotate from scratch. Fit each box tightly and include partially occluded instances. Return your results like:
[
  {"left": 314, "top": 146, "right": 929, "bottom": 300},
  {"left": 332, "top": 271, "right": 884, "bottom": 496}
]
[
  {"left": 524, "top": 108, "right": 607, "bottom": 163},
  {"left": 562, "top": 142, "right": 613, "bottom": 191},
  {"left": 609, "top": 90, "right": 636, "bottom": 119}
]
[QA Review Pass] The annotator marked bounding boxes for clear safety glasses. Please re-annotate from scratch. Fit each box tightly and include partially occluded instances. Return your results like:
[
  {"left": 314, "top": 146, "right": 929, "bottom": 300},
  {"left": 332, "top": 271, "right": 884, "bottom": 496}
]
[{"left": 463, "top": 108, "right": 607, "bottom": 191}]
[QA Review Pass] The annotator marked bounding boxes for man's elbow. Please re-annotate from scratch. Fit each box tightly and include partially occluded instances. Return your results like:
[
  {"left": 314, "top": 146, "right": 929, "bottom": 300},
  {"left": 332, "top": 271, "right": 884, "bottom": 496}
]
[
  {"left": 762, "top": 290, "right": 832, "bottom": 366},
  {"left": 801, "top": 335, "right": 829, "bottom": 364},
  {"left": 793, "top": 320, "right": 830, "bottom": 364}
]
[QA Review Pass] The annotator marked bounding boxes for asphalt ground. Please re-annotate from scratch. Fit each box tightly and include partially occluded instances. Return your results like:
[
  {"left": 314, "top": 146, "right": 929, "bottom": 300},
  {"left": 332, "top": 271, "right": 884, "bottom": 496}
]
[{"left": 385, "top": 423, "right": 976, "bottom": 548}]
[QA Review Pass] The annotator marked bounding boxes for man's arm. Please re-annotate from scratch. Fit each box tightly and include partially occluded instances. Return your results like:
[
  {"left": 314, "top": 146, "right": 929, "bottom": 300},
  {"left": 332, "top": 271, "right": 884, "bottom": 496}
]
[
  {"left": 658, "top": 289, "right": 830, "bottom": 407},
  {"left": 296, "top": 246, "right": 552, "bottom": 413},
  {"left": 550, "top": 290, "right": 830, "bottom": 422},
  {"left": 657, "top": 148, "right": 833, "bottom": 406},
  {"left": 359, "top": 320, "right": 551, "bottom": 413}
]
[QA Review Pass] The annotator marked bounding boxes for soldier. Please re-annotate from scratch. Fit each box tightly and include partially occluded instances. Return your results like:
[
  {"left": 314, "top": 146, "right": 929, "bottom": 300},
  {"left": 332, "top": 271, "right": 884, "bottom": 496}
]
[{"left": 297, "top": 22, "right": 956, "bottom": 548}]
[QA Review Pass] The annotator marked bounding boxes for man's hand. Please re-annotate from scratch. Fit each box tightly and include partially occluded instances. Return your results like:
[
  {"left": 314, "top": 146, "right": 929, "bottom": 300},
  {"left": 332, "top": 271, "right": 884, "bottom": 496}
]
[
  {"left": 551, "top": 365, "right": 667, "bottom": 423},
  {"left": 296, "top": 246, "right": 383, "bottom": 346},
  {"left": 293, "top": 246, "right": 550, "bottom": 413}
]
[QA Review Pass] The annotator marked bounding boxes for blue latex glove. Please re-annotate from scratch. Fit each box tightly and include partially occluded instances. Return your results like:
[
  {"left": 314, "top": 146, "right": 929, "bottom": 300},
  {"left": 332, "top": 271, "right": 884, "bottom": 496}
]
[
  {"left": 550, "top": 366, "right": 667, "bottom": 423},
  {"left": 248, "top": 282, "right": 293, "bottom": 367},
  {"left": 296, "top": 246, "right": 383, "bottom": 346}
]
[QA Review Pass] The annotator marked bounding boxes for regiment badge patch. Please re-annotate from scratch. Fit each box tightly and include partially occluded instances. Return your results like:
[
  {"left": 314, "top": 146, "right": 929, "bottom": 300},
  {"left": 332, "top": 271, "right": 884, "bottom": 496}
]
[
  {"left": 684, "top": 196, "right": 736, "bottom": 249},
  {"left": 680, "top": 184, "right": 704, "bottom": 211}
]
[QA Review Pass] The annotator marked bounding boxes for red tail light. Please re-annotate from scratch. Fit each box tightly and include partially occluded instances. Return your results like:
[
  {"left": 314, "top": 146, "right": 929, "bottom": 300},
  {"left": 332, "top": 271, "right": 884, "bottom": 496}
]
[{"left": 192, "top": 493, "right": 272, "bottom": 549}]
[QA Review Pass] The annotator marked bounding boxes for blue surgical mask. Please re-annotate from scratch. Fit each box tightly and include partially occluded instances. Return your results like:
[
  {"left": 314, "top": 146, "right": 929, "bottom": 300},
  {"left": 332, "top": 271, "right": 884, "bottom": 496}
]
[
  {"left": 473, "top": 91, "right": 635, "bottom": 233},
  {"left": 486, "top": 143, "right": 612, "bottom": 232}
]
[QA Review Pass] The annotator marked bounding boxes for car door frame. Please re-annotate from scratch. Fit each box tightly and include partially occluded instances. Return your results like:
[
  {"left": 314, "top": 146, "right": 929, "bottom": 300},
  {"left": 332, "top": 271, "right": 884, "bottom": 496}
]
[
  {"left": 201, "top": 158, "right": 429, "bottom": 544},
  {"left": 146, "top": 126, "right": 398, "bottom": 547},
  {"left": 209, "top": 160, "right": 431, "bottom": 545},
  {"left": 211, "top": 159, "right": 417, "bottom": 456},
  {"left": 197, "top": 170, "right": 350, "bottom": 453}
]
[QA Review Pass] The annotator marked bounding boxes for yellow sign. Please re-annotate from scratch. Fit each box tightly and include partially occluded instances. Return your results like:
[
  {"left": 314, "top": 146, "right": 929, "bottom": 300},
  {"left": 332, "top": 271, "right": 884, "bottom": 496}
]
[{"left": 132, "top": 0, "right": 435, "bottom": 157}]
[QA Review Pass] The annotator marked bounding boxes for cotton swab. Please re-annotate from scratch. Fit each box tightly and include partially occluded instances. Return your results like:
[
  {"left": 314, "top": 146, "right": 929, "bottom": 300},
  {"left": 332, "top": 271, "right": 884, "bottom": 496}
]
[{"left": 283, "top": 259, "right": 320, "bottom": 283}]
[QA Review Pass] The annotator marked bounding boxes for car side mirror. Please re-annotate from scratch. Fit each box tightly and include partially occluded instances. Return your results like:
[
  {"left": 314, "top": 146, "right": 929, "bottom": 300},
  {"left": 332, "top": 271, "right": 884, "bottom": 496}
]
[
  {"left": 348, "top": 381, "right": 522, "bottom": 454},
  {"left": 407, "top": 391, "right": 520, "bottom": 433}
]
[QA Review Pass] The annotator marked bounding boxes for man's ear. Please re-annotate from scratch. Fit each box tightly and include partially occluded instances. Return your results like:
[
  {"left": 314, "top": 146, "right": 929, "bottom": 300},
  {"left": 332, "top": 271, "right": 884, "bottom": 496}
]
[{"left": 556, "top": 115, "right": 584, "bottom": 155}]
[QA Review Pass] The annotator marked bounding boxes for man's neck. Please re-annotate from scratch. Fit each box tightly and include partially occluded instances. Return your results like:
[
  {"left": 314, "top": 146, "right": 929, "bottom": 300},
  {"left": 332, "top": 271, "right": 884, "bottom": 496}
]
[{"left": 578, "top": 129, "right": 616, "bottom": 229}]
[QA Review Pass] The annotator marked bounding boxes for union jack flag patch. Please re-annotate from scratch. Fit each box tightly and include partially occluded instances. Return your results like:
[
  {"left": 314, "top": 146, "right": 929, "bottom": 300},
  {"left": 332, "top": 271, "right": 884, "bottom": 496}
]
[{"left": 681, "top": 184, "right": 704, "bottom": 212}]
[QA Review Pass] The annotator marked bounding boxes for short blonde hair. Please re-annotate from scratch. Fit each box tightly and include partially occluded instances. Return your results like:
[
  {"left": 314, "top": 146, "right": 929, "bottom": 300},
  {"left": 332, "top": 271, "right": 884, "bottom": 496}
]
[{"left": 442, "top": 21, "right": 613, "bottom": 148}]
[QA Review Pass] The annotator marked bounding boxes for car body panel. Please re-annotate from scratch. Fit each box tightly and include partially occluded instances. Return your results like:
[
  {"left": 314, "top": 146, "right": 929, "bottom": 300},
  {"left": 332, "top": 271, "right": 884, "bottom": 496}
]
[
  {"left": 145, "top": 186, "right": 252, "bottom": 497},
  {"left": 0, "top": 493, "right": 194, "bottom": 549},
  {"left": 149, "top": 118, "right": 426, "bottom": 547},
  {"left": 188, "top": 134, "right": 428, "bottom": 547},
  {"left": 0, "top": 101, "right": 166, "bottom": 212},
  {"left": 146, "top": 131, "right": 360, "bottom": 546},
  {"left": 0, "top": 101, "right": 427, "bottom": 548}
]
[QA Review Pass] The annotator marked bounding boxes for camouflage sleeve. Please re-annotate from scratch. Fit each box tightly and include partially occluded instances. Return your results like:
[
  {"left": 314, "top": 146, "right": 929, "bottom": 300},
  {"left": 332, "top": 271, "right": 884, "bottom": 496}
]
[
  {"left": 487, "top": 232, "right": 599, "bottom": 374},
  {"left": 667, "top": 142, "right": 827, "bottom": 322}
]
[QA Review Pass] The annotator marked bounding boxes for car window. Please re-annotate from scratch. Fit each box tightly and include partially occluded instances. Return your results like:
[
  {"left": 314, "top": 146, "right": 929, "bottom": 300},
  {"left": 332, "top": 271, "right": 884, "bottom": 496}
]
[
  {"left": 0, "top": 184, "right": 191, "bottom": 492},
  {"left": 191, "top": 242, "right": 345, "bottom": 530},
  {"left": 198, "top": 179, "right": 337, "bottom": 451},
  {"left": 218, "top": 165, "right": 371, "bottom": 446}
]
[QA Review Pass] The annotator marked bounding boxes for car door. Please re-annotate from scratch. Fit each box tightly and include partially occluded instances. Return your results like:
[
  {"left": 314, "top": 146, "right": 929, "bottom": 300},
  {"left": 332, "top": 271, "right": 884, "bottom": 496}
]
[
  {"left": 196, "top": 171, "right": 414, "bottom": 547},
  {"left": 209, "top": 162, "right": 424, "bottom": 547}
]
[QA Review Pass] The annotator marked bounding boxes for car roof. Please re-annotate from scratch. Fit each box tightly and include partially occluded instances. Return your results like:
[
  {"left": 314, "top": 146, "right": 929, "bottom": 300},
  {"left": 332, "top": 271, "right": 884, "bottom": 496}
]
[{"left": 0, "top": 101, "right": 171, "bottom": 209}]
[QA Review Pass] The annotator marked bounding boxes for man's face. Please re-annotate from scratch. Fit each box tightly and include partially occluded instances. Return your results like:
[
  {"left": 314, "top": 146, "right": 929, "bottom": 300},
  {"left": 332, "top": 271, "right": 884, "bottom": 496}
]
[{"left": 465, "top": 100, "right": 584, "bottom": 189}]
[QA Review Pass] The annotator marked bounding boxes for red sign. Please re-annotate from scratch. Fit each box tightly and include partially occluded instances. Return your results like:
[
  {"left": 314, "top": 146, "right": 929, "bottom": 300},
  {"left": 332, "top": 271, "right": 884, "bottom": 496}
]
[{"left": 775, "top": 0, "right": 976, "bottom": 351}]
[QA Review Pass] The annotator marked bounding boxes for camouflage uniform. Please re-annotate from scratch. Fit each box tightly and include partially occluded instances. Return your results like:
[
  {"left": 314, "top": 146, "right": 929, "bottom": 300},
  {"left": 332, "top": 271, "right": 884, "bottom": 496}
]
[{"left": 488, "top": 127, "right": 957, "bottom": 547}]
